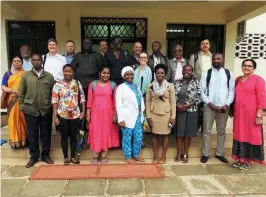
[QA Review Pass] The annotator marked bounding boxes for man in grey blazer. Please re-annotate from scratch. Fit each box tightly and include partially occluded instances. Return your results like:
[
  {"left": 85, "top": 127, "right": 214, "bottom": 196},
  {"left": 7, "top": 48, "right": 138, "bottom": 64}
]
[
  {"left": 189, "top": 39, "right": 212, "bottom": 80},
  {"left": 169, "top": 45, "right": 187, "bottom": 83}
]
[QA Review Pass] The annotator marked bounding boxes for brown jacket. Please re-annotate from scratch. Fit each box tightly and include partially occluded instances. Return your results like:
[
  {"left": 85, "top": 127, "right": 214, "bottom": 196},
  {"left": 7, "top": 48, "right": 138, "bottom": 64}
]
[{"left": 146, "top": 82, "right": 176, "bottom": 120}]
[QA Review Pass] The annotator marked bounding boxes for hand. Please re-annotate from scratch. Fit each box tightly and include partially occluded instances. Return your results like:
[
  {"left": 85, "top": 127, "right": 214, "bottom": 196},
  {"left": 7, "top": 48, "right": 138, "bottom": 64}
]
[
  {"left": 11, "top": 93, "right": 18, "bottom": 98},
  {"left": 177, "top": 104, "right": 186, "bottom": 111},
  {"left": 256, "top": 117, "right": 262, "bottom": 125},
  {"left": 170, "top": 119, "right": 176, "bottom": 127},
  {"left": 208, "top": 102, "right": 220, "bottom": 112},
  {"left": 79, "top": 112, "right": 85, "bottom": 120},
  {"left": 119, "top": 121, "right": 126, "bottom": 128},
  {"left": 112, "top": 114, "right": 117, "bottom": 123},
  {"left": 220, "top": 105, "right": 228, "bottom": 113},
  {"left": 148, "top": 118, "right": 153, "bottom": 127},
  {"left": 54, "top": 117, "right": 60, "bottom": 126}
]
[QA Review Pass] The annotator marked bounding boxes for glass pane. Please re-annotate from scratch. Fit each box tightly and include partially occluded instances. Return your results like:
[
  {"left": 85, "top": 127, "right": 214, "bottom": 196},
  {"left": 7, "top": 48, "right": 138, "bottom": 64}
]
[
  {"left": 186, "top": 26, "right": 202, "bottom": 38},
  {"left": 184, "top": 40, "right": 198, "bottom": 60},
  {"left": 10, "top": 22, "right": 32, "bottom": 34},
  {"left": 110, "top": 25, "right": 135, "bottom": 38},
  {"left": 34, "top": 39, "right": 48, "bottom": 54},
  {"left": 85, "top": 25, "right": 108, "bottom": 38},
  {"left": 9, "top": 39, "right": 30, "bottom": 64},
  {"left": 166, "top": 25, "right": 184, "bottom": 39}
]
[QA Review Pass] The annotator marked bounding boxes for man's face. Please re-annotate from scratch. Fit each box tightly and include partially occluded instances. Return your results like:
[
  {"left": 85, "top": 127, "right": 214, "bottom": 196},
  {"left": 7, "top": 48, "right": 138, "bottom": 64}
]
[
  {"left": 83, "top": 39, "right": 93, "bottom": 51},
  {"left": 132, "top": 42, "right": 142, "bottom": 55},
  {"left": 99, "top": 41, "right": 108, "bottom": 53},
  {"left": 212, "top": 54, "right": 224, "bottom": 68},
  {"left": 48, "top": 41, "right": 57, "bottom": 53},
  {"left": 65, "top": 42, "right": 75, "bottom": 53},
  {"left": 200, "top": 39, "right": 210, "bottom": 52},
  {"left": 152, "top": 42, "right": 161, "bottom": 53},
  {"left": 173, "top": 46, "right": 183, "bottom": 59},
  {"left": 113, "top": 38, "right": 122, "bottom": 49},
  {"left": 20, "top": 46, "right": 31, "bottom": 59},
  {"left": 31, "top": 55, "right": 42, "bottom": 69}
]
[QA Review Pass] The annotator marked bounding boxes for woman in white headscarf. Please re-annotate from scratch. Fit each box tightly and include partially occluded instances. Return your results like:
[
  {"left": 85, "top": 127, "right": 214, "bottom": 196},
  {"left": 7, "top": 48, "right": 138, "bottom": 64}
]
[{"left": 116, "top": 66, "right": 145, "bottom": 164}]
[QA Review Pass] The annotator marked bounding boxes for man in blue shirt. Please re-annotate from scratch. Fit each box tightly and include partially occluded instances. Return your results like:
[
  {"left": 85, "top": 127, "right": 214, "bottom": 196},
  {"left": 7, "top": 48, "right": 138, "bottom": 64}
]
[
  {"left": 63, "top": 40, "right": 75, "bottom": 64},
  {"left": 200, "top": 53, "right": 235, "bottom": 164}
]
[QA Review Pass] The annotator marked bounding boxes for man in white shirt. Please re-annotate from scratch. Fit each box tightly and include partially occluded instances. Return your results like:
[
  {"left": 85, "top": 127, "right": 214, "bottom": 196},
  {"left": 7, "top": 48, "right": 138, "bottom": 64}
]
[
  {"left": 200, "top": 53, "right": 235, "bottom": 164},
  {"left": 43, "top": 38, "right": 66, "bottom": 82},
  {"left": 169, "top": 45, "right": 187, "bottom": 83}
]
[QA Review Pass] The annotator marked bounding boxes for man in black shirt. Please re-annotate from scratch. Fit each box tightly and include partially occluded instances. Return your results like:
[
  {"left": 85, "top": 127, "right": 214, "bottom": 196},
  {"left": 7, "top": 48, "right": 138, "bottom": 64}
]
[
  {"left": 103, "top": 37, "right": 128, "bottom": 85},
  {"left": 128, "top": 42, "right": 143, "bottom": 69},
  {"left": 71, "top": 38, "right": 102, "bottom": 98}
]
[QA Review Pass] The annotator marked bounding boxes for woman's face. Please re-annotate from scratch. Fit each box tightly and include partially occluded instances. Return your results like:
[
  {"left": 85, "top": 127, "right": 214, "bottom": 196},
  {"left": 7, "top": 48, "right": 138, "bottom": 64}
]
[
  {"left": 12, "top": 57, "right": 23, "bottom": 70},
  {"left": 242, "top": 60, "right": 254, "bottom": 75},
  {"left": 100, "top": 68, "right": 110, "bottom": 82},
  {"left": 63, "top": 67, "right": 73, "bottom": 81},
  {"left": 182, "top": 66, "right": 193, "bottom": 78},
  {"left": 48, "top": 41, "right": 58, "bottom": 53},
  {"left": 155, "top": 68, "right": 165, "bottom": 82},
  {"left": 124, "top": 71, "right": 134, "bottom": 83},
  {"left": 139, "top": 53, "right": 148, "bottom": 66}
]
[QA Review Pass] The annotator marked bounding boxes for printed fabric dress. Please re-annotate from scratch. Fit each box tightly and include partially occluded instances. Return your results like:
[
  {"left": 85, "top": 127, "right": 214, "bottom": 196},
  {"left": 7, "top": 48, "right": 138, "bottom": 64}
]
[
  {"left": 232, "top": 74, "right": 266, "bottom": 164},
  {"left": 87, "top": 81, "right": 120, "bottom": 153}
]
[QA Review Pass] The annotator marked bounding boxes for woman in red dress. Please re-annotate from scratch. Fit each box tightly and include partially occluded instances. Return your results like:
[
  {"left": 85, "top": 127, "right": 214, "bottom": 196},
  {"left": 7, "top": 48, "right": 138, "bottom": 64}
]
[{"left": 232, "top": 59, "right": 266, "bottom": 170}]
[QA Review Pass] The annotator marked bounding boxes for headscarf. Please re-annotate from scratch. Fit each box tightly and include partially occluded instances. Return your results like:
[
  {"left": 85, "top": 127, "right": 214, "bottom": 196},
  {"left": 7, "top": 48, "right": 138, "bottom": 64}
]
[{"left": 121, "top": 66, "right": 134, "bottom": 79}]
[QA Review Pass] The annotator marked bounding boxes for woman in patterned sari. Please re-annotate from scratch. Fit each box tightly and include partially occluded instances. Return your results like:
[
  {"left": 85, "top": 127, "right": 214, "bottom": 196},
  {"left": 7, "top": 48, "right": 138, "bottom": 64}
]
[{"left": 1, "top": 56, "right": 27, "bottom": 149}]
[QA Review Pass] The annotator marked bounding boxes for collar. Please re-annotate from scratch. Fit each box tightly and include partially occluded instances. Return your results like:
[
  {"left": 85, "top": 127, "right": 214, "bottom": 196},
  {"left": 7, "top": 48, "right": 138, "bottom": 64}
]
[
  {"left": 212, "top": 67, "right": 224, "bottom": 72},
  {"left": 173, "top": 57, "right": 185, "bottom": 62},
  {"left": 23, "top": 58, "right": 31, "bottom": 62},
  {"left": 200, "top": 51, "right": 211, "bottom": 56},
  {"left": 47, "top": 53, "right": 60, "bottom": 57},
  {"left": 66, "top": 53, "right": 75, "bottom": 58}
]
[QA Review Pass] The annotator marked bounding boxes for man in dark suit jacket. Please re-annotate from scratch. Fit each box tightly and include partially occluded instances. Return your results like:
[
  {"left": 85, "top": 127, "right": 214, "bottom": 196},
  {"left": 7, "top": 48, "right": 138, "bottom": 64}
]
[{"left": 103, "top": 37, "right": 128, "bottom": 85}]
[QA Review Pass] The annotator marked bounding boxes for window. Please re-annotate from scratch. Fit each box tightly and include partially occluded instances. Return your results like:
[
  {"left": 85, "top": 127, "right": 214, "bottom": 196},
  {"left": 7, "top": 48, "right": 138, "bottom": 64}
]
[
  {"left": 166, "top": 24, "right": 225, "bottom": 59},
  {"left": 7, "top": 21, "right": 55, "bottom": 66},
  {"left": 236, "top": 21, "right": 246, "bottom": 43},
  {"left": 81, "top": 17, "right": 147, "bottom": 54}
]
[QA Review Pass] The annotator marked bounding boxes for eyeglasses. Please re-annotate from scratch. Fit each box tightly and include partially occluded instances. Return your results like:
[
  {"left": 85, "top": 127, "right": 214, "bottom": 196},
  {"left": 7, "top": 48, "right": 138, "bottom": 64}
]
[
  {"left": 174, "top": 49, "right": 182, "bottom": 52},
  {"left": 242, "top": 65, "right": 254, "bottom": 68},
  {"left": 139, "top": 56, "right": 147, "bottom": 59}
]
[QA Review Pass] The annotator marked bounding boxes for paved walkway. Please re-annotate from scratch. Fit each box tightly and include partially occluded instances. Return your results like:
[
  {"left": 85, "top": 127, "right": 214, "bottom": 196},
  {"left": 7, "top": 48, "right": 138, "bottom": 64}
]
[{"left": 1, "top": 158, "right": 266, "bottom": 197}]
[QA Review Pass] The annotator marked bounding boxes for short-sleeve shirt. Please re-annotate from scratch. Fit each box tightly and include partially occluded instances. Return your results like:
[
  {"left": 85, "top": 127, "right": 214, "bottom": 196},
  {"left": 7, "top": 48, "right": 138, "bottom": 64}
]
[{"left": 52, "top": 79, "right": 86, "bottom": 119}]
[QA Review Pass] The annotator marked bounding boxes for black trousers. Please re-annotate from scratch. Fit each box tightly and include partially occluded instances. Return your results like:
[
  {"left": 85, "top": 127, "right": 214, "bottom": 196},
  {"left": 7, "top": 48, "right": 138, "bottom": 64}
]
[
  {"left": 24, "top": 112, "right": 52, "bottom": 161},
  {"left": 58, "top": 116, "right": 80, "bottom": 159}
]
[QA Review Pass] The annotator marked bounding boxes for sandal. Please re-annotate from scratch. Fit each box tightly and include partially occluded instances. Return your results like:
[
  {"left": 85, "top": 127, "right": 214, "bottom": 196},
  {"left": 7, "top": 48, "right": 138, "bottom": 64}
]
[
  {"left": 239, "top": 163, "right": 250, "bottom": 170},
  {"left": 91, "top": 157, "right": 98, "bottom": 164},
  {"left": 232, "top": 160, "right": 241, "bottom": 168},
  {"left": 159, "top": 158, "right": 166, "bottom": 164},
  {"left": 64, "top": 158, "right": 70, "bottom": 165},
  {"left": 182, "top": 155, "right": 188, "bottom": 163},
  {"left": 101, "top": 157, "right": 108, "bottom": 164},
  {"left": 134, "top": 156, "right": 145, "bottom": 162},
  {"left": 70, "top": 158, "right": 80, "bottom": 164},
  {"left": 174, "top": 154, "right": 181, "bottom": 162},
  {"left": 125, "top": 159, "right": 137, "bottom": 164}
]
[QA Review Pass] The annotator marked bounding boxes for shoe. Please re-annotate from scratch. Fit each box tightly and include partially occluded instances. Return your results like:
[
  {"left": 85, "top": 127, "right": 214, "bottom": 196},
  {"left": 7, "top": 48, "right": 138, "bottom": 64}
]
[
  {"left": 200, "top": 156, "right": 209, "bottom": 163},
  {"left": 70, "top": 158, "right": 80, "bottom": 164},
  {"left": 182, "top": 155, "right": 188, "bottom": 163},
  {"left": 42, "top": 157, "right": 54, "bottom": 164},
  {"left": 215, "top": 155, "right": 229, "bottom": 163},
  {"left": 26, "top": 160, "right": 37, "bottom": 168},
  {"left": 239, "top": 163, "right": 250, "bottom": 170},
  {"left": 232, "top": 161, "right": 241, "bottom": 168},
  {"left": 64, "top": 158, "right": 70, "bottom": 165}
]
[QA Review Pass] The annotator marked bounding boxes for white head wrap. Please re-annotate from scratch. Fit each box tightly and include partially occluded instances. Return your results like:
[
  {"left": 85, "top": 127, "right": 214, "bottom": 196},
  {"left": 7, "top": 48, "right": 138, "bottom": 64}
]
[{"left": 121, "top": 66, "right": 134, "bottom": 79}]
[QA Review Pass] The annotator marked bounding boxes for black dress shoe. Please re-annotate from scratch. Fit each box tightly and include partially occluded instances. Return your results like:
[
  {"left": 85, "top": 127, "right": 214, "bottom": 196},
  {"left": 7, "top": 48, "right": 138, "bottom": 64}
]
[
  {"left": 200, "top": 156, "right": 209, "bottom": 163},
  {"left": 42, "top": 157, "right": 54, "bottom": 164},
  {"left": 26, "top": 160, "right": 37, "bottom": 168},
  {"left": 70, "top": 158, "right": 80, "bottom": 164},
  {"left": 215, "top": 155, "right": 229, "bottom": 163}
]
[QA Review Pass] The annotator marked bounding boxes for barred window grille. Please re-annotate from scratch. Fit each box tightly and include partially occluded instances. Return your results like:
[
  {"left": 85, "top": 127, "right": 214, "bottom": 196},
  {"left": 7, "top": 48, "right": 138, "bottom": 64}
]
[
  {"left": 81, "top": 17, "right": 148, "bottom": 50},
  {"left": 236, "top": 21, "right": 246, "bottom": 43}
]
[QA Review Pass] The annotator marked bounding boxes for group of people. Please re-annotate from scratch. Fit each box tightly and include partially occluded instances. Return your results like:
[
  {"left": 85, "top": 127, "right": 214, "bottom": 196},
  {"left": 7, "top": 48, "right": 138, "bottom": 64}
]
[{"left": 1, "top": 37, "right": 265, "bottom": 170}]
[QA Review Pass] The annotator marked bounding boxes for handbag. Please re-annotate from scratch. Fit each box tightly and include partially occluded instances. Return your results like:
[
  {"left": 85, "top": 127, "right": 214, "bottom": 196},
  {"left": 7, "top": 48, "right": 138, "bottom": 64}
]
[
  {"left": 1, "top": 91, "right": 8, "bottom": 109},
  {"left": 142, "top": 116, "right": 151, "bottom": 133}
]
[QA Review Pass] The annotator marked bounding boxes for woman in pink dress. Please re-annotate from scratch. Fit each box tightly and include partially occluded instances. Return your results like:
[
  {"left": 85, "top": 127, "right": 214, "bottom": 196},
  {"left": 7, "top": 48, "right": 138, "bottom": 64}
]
[
  {"left": 86, "top": 67, "right": 120, "bottom": 163},
  {"left": 232, "top": 59, "right": 266, "bottom": 170}
]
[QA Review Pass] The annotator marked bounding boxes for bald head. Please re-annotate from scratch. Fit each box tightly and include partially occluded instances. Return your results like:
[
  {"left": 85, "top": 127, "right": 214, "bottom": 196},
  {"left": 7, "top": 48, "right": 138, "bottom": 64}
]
[
  {"left": 173, "top": 45, "right": 183, "bottom": 59},
  {"left": 212, "top": 53, "right": 224, "bottom": 69}
]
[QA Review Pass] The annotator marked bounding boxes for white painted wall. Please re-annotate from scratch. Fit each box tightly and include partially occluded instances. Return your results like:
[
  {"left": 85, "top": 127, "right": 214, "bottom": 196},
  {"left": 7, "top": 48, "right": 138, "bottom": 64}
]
[{"left": 246, "top": 13, "right": 266, "bottom": 34}]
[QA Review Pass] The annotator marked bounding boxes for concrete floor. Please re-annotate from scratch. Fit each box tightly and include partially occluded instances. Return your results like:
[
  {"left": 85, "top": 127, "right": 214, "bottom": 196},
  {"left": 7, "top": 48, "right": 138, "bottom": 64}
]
[{"left": 1, "top": 157, "right": 266, "bottom": 197}]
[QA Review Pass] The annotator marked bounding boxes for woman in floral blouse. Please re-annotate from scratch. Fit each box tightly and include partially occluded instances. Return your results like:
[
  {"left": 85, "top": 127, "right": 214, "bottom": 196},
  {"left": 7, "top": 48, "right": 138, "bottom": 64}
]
[
  {"left": 52, "top": 64, "right": 86, "bottom": 165},
  {"left": 174, "top": 65, "right": 201, "bottom": 163}
]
